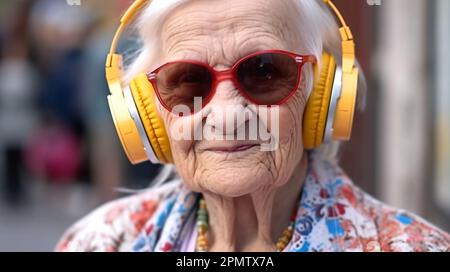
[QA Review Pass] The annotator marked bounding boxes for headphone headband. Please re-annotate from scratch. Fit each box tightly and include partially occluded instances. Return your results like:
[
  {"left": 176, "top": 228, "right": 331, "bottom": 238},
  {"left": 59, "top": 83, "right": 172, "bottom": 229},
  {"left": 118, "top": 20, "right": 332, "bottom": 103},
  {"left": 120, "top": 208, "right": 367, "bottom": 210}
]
[{"left": 106, "top": 0, "right": 150, "bottom": 69}]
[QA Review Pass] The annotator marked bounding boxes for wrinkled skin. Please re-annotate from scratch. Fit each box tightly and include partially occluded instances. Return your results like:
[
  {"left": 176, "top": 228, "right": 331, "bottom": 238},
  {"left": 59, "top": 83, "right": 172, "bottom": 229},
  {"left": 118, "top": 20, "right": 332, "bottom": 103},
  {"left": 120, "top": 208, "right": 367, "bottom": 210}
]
[{"left": 155, "top": 0, "right": 311, "bottom": 251}]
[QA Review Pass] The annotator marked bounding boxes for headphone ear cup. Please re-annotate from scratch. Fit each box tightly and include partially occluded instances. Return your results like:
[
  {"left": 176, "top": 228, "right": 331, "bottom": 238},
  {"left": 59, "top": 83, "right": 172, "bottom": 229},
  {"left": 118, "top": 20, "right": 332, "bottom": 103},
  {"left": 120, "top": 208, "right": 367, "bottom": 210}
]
[
  {"left": 129, "top": 73, "right": 173, "bottom": 164},
  {"left": 302, "top": 52, "right": 337, "bottom": 149},
  {"left": 107, "top": 91, "right": 148, "bottom": 164}
]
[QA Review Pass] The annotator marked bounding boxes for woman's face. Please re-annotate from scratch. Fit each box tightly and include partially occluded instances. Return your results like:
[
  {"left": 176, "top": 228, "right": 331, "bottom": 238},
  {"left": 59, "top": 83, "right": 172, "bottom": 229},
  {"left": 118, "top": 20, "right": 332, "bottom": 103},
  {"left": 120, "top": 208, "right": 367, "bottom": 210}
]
[{"left": 157, "top": 0, "right": 309, "bottom": 197}]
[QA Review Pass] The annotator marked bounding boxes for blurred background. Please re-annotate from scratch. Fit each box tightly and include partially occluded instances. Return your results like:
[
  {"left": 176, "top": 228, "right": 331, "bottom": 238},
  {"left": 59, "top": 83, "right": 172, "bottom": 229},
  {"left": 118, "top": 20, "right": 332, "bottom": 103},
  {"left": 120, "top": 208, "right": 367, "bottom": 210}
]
[{"left": 0, "top": 0, "right": 448, "bottom": 251}]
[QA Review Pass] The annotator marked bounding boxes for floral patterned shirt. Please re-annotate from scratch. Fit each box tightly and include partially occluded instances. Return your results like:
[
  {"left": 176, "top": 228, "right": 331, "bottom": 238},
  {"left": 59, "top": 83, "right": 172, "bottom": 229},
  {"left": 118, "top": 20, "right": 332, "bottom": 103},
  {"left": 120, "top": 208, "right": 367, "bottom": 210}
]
[{"left": 56, "top": 153, "right": 450, "bottom": 252}]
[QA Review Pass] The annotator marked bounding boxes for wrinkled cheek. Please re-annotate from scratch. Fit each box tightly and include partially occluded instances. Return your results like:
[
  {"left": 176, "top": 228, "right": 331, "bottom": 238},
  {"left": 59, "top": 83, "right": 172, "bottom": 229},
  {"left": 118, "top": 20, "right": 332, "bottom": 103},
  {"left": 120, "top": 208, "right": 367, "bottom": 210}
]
[
  {"left": 278, "top": 112, "right": 296, "bottom": 146},
  {"left": 161, "top": 111, "right": 196, "bottom": 168},
  {"left": 269, "top": 96, "right": 305, "bottom": 186},
  {"left": 277, "top": 104, "right": 304, "bottom": 147}
]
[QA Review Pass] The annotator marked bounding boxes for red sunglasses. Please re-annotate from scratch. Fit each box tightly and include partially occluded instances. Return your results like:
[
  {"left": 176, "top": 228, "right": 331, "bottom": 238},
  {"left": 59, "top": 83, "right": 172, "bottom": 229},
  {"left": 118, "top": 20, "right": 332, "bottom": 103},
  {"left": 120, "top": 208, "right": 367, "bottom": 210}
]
[{"left": 147, "top": 49, "right": 317, "bottom": 114}]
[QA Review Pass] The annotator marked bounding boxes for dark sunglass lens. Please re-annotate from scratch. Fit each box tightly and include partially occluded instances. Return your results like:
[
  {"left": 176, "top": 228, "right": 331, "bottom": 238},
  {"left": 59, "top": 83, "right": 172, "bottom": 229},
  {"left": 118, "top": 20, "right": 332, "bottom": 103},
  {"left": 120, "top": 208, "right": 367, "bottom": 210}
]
[
  {"left": 237, "top": 53, "right": 299, "bottom": 104},
  {"left": 156, "top": 62, "right": 212, "bottom": 112}
]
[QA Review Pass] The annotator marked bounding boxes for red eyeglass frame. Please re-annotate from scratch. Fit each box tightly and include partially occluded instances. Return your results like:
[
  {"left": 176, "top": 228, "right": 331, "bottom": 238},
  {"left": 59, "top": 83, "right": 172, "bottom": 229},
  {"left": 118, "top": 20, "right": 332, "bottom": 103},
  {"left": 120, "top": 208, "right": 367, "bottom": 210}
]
[{"left": 146, "top": 49, "right": 317, "bottom": 113}]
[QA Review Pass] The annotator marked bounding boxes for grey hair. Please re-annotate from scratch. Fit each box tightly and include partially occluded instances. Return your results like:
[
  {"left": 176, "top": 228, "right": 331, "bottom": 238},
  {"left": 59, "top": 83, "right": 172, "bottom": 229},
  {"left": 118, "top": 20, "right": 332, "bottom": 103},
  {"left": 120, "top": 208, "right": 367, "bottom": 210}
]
[{"left": 123, "top": 0, "right": 367, "bottom": 184}]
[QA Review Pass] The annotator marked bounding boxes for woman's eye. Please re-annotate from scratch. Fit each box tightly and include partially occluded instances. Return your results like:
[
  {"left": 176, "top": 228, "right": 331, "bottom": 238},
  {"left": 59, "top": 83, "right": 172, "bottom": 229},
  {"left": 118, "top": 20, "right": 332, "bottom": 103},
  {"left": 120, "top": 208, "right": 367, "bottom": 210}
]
[
  {"left": 165, "top": 73, "right": 199, "bottom": 89},
  {"left": 179, "top": 73, "right": 201, "bottom": 84},
  {"left": 255, "top": 63, "right": 278, "bottom": 79}
]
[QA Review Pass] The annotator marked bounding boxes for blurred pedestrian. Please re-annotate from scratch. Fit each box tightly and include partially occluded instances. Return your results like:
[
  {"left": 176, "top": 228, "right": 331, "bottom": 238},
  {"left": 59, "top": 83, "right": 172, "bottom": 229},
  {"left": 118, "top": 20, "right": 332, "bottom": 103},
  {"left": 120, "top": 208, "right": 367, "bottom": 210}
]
[{"left": 0, "top": 0, "right": 39, "bottom": 206}]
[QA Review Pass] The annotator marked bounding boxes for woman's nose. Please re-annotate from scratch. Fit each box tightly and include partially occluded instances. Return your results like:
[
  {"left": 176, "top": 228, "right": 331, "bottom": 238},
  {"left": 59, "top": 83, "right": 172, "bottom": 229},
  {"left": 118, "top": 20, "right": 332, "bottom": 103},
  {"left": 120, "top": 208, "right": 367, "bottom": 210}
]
[{"left": 202, "top": 80, "right": 253, "bottom": 135}]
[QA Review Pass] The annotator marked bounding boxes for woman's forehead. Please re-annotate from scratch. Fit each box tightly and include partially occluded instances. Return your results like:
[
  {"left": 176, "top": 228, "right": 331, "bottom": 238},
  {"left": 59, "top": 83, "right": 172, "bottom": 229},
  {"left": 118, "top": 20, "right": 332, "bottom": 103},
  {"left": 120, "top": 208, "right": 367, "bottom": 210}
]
[{"left": 160, "top": 0, "right": 299, "bottom": 59}]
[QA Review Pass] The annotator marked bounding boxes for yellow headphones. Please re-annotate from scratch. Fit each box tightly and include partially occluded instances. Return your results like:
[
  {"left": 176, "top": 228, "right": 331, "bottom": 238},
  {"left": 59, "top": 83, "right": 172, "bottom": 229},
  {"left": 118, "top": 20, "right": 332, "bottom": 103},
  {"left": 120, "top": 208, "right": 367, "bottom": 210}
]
[{"left": 105, "top": 0, "right": 359, "bottom": 165}]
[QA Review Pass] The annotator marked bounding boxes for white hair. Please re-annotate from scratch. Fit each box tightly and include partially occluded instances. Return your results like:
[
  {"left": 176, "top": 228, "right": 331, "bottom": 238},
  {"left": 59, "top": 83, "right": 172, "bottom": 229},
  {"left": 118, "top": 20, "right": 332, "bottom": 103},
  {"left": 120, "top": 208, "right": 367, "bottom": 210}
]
[{"left": 122, "top": 0, "right": 367, "bottom": 187}]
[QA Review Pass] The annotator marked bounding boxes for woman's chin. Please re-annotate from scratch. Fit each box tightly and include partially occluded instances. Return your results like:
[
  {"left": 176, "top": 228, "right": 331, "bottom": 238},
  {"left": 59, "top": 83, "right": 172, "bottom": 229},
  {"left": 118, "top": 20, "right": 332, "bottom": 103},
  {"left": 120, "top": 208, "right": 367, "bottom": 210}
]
[{"left": 195, "top": 166, "right": 272, "bottom": 197}]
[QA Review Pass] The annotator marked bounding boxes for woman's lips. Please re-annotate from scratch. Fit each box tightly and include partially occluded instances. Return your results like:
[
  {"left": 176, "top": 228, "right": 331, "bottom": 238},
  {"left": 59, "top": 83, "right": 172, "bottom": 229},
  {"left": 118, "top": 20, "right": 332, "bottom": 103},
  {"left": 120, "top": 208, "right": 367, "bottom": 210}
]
[{"left": 205, "top": 144, "right": 260, "bottom": 153}]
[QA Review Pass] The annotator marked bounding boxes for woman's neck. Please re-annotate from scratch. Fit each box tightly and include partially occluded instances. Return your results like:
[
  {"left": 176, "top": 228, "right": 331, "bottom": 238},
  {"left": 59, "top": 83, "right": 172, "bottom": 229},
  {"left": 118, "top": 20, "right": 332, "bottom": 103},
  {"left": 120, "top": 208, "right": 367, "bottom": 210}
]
[{"left": 203, "top": 152, "right": 308, "bottom": 252}]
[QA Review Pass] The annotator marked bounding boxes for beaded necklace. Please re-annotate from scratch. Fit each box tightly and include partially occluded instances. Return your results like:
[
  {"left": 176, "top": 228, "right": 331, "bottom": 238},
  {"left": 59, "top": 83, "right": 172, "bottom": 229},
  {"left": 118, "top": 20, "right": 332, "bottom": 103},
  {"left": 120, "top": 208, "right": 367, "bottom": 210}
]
[{"left": 195, "top": 197, "right": 297, "bottom": 252}]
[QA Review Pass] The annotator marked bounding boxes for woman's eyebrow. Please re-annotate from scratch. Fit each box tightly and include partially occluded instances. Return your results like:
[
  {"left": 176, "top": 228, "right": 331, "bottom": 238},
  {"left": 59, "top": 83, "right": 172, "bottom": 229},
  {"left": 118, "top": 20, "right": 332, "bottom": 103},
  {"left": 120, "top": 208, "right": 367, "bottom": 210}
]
[
  {"left": 236, "top": 38, "right": 285, "bottom": 58},
  {"left": 166, "top": 50, "right": 207, "bottom": 62}
]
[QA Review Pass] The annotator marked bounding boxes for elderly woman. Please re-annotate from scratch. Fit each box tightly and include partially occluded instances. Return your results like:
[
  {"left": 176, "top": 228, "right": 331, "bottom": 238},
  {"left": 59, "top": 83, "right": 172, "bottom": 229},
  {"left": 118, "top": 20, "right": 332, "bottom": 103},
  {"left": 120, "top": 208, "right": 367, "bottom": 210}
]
[{"left": 56, "top": 0, "right": 449, "bottom": 252}]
